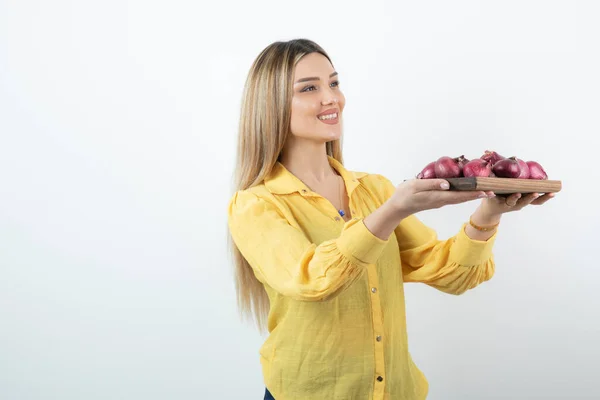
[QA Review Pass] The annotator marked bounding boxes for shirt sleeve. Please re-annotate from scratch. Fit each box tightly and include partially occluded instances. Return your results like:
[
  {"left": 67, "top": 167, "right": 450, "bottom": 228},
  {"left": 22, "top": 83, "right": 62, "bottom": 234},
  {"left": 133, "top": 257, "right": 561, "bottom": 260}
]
[
  {"left": 373, "top": 174, "right": 496, "bottom": 295},
  {"left": 227, "top": 190, "right": 390, "bottom": 301}
]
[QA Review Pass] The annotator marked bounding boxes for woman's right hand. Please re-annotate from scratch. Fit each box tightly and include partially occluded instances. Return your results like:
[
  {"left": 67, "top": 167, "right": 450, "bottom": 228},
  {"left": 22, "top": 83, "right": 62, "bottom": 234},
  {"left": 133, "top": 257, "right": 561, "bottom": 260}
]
[
  {"left": 390, "top": 179, "right": 495, "bottom": 217},
  {"left": 364, "top": 178, "right": 495, "bottom": 241}
]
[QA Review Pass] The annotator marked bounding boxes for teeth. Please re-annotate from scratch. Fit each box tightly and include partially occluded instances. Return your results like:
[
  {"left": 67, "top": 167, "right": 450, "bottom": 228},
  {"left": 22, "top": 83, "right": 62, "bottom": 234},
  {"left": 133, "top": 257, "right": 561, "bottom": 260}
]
[{"left": 318, "top": 113, "right": 338, "bottom": 120}]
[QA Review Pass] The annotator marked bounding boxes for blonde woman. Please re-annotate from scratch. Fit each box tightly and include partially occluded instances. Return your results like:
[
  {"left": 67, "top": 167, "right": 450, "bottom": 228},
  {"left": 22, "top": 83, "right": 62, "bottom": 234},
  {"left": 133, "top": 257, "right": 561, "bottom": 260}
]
[{"left": 227, "top": 39, "right": 554, "bottom": 400}]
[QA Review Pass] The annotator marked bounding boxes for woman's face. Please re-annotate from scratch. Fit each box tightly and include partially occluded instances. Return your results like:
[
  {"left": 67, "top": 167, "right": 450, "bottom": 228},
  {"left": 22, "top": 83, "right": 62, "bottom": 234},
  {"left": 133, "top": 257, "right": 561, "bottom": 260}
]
[{"left": 289, "top": 52, "right": 345, "bottom": 143}]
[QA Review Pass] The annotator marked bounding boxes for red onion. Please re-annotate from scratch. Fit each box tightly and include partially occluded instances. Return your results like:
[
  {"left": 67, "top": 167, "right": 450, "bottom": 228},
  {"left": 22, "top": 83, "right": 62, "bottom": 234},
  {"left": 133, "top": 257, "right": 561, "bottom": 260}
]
[
  {"left": 434, "top": 156, "right": 461, "bottom": 178},
  {"left": 456, "top": 155, "right": 469, "bottom": 176},
  {"left": 516, "top": 158, "right": 530, "bottom": 179},
  {"left": 481, "top": 150, "right": 506, "bottom": 166},
  {"left": 463, "top": 159, "right": 493, "bottom": 177},
  {"left": 526, "top": 161, "right": 548, "bottom": 180},
  {"left": 416, "top": 161, "right": 436, "bottom": 179},
  {"left": 493, "top": 157, "right": 522, "bottom": 178},
  {"left": 416, "top": 152, "right": 550, "bottom": 181}
]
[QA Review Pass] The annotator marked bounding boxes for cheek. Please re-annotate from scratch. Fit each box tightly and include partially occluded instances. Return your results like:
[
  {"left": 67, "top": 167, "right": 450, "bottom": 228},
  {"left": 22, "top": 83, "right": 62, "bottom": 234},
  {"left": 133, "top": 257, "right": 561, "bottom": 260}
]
[
  {"left": 338, "top": 93, "right": 346, "bottom": 112},
  {"left": 290, "top": 97, "right": 317, "bottom": 135},
  {"left": 291, "top": 97, "right": 319, "bottom": 123}
]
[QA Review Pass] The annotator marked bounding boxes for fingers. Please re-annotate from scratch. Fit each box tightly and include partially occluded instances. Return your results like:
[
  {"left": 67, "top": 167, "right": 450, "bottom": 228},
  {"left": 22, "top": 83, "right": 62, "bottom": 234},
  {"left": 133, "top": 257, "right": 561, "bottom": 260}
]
[
  {"left": 410, "top": 178, "right": 451, "bottom": 193},
  {"left": 419, "top": 190, "right": 490, "bottom": 207},
  {"left": 511, "top": 192, "right": 553, "bottom": 208},
  {"left": 407, "top": 179, "right": 558, "bottom": 210},
  {"left": 492, "top": 192, "right": 556, "bottom": 211},
  {"left": 521, "top": 193, "right": 541, "bottom": 206},
  {"left": 443, "top": 191, "right": 489, "bottom": 205},
  {"left": 530, "top": 192, "right": 556, "bottom": 205},
  {"left": 504, "top": 193, "right": 522, "bottom": 207}
]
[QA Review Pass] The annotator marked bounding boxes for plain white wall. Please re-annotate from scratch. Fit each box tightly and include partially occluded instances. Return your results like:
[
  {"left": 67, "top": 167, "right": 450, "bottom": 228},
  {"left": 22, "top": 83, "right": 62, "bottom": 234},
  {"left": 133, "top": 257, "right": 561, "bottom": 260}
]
[{"left": 1, "top": 0, "right": 598, "bottom": 399}]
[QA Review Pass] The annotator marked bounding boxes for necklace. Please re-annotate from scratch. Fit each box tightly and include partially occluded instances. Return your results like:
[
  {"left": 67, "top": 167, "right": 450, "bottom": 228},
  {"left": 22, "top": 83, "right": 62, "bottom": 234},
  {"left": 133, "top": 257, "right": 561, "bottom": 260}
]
[{"left": 337, "top": 176, "right": 346, "bottom": 218}]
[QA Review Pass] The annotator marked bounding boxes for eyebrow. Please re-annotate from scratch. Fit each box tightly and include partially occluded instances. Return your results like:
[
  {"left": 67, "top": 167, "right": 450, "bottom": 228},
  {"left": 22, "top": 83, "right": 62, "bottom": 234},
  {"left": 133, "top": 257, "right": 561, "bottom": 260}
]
[{"left": 294, "top": 72, "right": 338, "bottom": 84}]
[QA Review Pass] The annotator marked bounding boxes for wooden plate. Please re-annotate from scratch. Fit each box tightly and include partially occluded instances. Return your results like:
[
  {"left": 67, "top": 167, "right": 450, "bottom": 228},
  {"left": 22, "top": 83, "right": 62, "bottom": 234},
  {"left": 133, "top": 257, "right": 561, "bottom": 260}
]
[{"left": 445, "top": 177, "right": 562, "bottom": 194}]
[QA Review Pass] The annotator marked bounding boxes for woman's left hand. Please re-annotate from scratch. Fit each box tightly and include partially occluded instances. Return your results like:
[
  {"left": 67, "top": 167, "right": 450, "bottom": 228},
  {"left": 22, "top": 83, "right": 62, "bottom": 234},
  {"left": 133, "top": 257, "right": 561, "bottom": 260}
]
[{"left": 480, "top": 192, "right": 556, "bottom": 219}]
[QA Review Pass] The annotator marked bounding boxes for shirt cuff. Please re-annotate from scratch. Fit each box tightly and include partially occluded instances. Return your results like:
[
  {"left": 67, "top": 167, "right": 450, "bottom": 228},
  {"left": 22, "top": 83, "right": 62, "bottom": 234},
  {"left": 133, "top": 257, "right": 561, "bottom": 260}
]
[
  {"left": 448, "top": 223, "right": 497, "bottom": 267},
  {"left": 336, "top": 218, "right": 389, "bottom": 266}
]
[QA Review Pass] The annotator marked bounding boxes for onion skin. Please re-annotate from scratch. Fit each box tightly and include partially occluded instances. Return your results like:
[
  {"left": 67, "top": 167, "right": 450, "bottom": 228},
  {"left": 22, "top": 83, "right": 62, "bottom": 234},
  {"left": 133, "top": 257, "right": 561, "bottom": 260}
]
[
  {"left": 526, "top": 161, "right": 548, "bottom": 180},
  {"left": 481, "top": 150, "right": 506, "bottom": 166},
  {"left": 417, "top": 153, "right": 549, "bottom": 180},
  {"left": 516, "top": 158, "right": 530, "bottom": 179},
  {"left": 434, "top": 156, "right": 461, "bottom": 178},
  {"left": 463, "top": 159, "right": 493, "bottom": 177},
  {"left": 456, "top": 155, "right": 469, "bottom": 176},
  {"left": 417, "top": 161, "right": 437, "bottom": 179},
  {"left": 493, "top": 157, "right": 522, "bottom": 178}
]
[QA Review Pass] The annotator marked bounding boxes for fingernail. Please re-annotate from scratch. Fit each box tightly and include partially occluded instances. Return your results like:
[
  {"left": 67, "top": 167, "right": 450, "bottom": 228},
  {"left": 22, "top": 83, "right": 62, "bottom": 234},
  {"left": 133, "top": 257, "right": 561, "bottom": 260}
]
[
  {"left": 441, "top": 182, "right": 449, "bottom": 189},
  {"left": 478, "top": 193, "right": 487, "bottom": 198},
  {"left": 488, "top": 193, "right": 496, "bottom": 198}
]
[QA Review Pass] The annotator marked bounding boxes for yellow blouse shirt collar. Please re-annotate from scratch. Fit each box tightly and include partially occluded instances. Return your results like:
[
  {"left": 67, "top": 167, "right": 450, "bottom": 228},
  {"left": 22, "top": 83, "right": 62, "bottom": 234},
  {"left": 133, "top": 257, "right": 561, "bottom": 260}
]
[{"left": 264, "top": 155, "right": 368, "bottom": 196}]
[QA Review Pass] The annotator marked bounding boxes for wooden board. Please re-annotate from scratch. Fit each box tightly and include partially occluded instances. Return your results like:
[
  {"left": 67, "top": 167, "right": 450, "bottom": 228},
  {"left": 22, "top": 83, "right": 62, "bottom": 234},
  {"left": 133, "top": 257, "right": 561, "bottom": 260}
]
[{"left": 445, "top": 177, "right": 562, "bottom": 194}]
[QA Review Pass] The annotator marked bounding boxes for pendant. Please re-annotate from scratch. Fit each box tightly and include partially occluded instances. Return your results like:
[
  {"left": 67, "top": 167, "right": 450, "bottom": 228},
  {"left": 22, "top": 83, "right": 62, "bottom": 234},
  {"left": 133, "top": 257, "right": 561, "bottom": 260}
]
[{"left": 338, "top": 209, "right": 345, "bottom": 217}]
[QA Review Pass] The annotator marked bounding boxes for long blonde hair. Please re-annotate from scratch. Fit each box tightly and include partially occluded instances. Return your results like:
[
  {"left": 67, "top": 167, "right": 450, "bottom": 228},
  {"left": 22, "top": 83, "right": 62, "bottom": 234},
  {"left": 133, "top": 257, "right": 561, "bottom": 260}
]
[{"left": 229, "top": 39, "right": 344, "bottom": 331}]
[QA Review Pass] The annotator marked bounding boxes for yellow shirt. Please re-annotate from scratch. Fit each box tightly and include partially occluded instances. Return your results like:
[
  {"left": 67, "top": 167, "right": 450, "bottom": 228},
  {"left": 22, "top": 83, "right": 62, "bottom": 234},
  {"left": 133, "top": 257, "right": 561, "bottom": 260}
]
[{"left": 227, "top": 156, "right": 497, "bottom": 400}]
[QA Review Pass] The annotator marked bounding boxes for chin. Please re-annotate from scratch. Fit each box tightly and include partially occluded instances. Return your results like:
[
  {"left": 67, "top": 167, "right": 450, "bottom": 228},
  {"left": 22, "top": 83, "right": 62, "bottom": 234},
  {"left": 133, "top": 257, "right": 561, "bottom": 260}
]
[
  {"left": 328, "top": 132, "right": 342, "bottom": 141},
  {"left": 322, "top": 125, "right": 343, "bottom": 140},
  {"left": 292, "top": 123, "right": 343, "bottom": 143},
  {"left": 317, "top": 131, "right": 341, "bottom": 143}
]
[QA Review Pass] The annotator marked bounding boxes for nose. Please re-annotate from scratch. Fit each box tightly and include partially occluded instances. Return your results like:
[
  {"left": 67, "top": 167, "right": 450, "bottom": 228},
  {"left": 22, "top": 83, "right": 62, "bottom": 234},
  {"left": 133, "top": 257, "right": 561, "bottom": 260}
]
[
  {"left": 321, "top": 84, "right": 340, "bottom": 106},
  {"left": 321, "top": 97, "right": 339, "bottom": 106}
]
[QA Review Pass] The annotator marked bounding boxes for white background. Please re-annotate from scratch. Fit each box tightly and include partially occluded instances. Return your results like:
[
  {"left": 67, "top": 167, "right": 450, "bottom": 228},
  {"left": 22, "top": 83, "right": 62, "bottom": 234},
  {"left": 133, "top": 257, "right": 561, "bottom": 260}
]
[{"left": 1, "top": 1, "right": 599, "bottom": 399}]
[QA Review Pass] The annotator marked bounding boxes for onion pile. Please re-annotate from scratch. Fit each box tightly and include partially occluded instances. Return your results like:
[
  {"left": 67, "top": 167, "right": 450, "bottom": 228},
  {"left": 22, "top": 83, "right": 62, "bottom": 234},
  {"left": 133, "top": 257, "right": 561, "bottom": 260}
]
[{"left": 416, "top": 150, "right": 548, "bottom": 180}]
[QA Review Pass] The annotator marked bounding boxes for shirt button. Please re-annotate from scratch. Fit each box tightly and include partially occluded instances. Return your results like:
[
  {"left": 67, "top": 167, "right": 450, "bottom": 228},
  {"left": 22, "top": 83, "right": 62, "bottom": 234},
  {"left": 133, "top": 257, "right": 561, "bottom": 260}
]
[
  {"left": 376, "top": 335, "right": 382, "bottom": 342},
  {"left": 371, "top": 287, "right": 377, "bottom": 293},
  {"left": 335, "top": 216, "right": 341, "bottom": 221},
  {"left": 302, "top": 189, "right": 307, "bottom": 193},
  {"left": 377, "top": 376, "right": 383, "bottom": 382}
]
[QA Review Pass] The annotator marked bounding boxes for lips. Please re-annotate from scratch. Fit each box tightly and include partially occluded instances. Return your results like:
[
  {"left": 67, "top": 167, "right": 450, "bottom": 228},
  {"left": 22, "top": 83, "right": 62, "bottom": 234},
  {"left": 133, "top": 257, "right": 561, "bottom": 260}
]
[{"left": 317, "top": 108, "right": 339, "bottom": 118}]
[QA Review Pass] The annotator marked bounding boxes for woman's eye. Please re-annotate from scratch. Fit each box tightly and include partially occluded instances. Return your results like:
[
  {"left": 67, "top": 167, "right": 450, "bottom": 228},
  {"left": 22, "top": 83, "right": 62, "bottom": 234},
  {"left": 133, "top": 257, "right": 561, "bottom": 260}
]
[{"left": 300, "top": 81, "right": 340, "bottom": 93}]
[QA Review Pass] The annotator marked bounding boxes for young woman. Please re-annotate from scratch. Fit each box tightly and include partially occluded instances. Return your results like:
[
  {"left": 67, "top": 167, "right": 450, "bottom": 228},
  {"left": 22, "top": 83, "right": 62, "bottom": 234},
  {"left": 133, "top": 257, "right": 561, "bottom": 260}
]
[{"left": 227, "top": 39, "right": 554, "bottom": 400}]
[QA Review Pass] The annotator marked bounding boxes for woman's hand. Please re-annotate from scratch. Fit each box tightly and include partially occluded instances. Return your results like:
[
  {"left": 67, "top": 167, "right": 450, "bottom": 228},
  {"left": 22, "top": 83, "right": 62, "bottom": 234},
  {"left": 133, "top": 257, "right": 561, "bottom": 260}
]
[
  {"left": 365, "top": 178, "right": 493, "bottom": 241},
  {"left": 478, "top": 192, "right": 556, "bottom": 219},
  {"left": 462, "top": 192, "right": 556, "bottom": 241},
  {"left": 390, "top": 179, "right": 495, "bottom": 217}
]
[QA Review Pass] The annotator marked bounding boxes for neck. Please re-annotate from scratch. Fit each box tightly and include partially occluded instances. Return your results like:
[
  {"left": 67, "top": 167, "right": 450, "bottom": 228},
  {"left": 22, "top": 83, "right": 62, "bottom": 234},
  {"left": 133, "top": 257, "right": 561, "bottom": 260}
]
[{"left": 279, "top": 138, "right": 337, "bottom": 185}]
